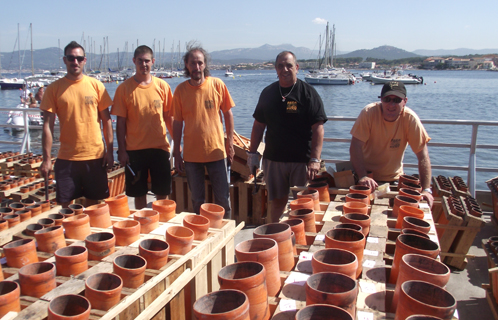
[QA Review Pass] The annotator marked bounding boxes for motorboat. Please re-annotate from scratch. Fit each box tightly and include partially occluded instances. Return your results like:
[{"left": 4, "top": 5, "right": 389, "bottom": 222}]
[
  {"left": 0, "top": 78, "right": 25, "bottom": 90},
  {"left": 370, "top": 73, "right": 423, "bottom": 85},
  {"left": 6, "top": 104, "right": 44, "bottom": 132},
  {"left": 225, "top": 69, "right": 234, "bottom": 77},
  {"left": 304, "top": 72, "right": 355, "bottom": 85}
]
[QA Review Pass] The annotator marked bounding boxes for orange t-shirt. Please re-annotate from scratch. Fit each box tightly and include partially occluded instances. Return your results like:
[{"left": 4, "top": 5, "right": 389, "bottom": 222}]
[
  {"left": 40, "top": 75, "right": 113, "bottom": 160},
  {"left": 350, "top": 102, "right": 430, "bottom": 181},
  {"left": 172, "top": 77, "right": 234, "bottom": 163},
  {"left": 111, "top": 77, "right": 173, "bottom": 152}
]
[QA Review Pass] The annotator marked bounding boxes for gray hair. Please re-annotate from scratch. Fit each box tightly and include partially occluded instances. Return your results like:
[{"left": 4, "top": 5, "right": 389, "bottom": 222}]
[
  {"left": 275, "top": 51, "right": 297, "bottom": 65},
  {"left": 183, "top": 41, "right": 211, "bottom": 78}
]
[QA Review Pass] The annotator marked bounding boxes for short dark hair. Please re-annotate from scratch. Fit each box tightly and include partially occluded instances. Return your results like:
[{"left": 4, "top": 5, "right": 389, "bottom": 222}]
[
  {"left": 134, "top": 45, "right": 154, "bottom": 59},
  {"left": 275, "top": 51, "right": 297, "bottom": 65},
  {"left": 64, "top": 41, "right": 85, "bottom": 56},
  {"left": 183, "top": 45, "right": 211, "bottom": 78}
]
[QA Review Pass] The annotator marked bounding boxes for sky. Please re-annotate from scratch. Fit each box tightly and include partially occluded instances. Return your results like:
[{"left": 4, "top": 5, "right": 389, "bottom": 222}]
[{"left": 1, "top": 0, "right": 497, "bottom": 54}]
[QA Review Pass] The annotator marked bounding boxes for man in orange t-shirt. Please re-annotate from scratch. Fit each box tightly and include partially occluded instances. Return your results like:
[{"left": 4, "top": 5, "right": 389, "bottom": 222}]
[
  {"left": 40, "top": 41, "right": 114, "bottom": 208},
  {"left": 172, "top": 45, "right": 234, "bottom": 218},
  {"left": 112, "top": 45, "right": 174, "bottom": 209}
]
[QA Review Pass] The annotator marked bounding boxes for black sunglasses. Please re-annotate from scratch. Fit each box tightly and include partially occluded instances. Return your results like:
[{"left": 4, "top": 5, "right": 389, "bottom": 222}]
[
  {"left": 382, "top": 96, "right": 403, "bottom": 104},
  {"left": 65, "top": 55, "right": 85, "bottom": 62}
]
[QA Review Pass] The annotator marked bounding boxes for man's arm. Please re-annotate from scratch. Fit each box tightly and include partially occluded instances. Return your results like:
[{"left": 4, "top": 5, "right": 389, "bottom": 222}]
[
  {"left": 350, "top": 136, "right": 378, "bottom": 191},
  {"left": 116, "top": 116, "right": 128, "bottom": 165},
  {"left": 223, "top": 109, "right": 234, "bottom": 164},
  {"left": 40, "top": 111, "right": 56, "bottom": 178},
  {"left": 173, "top": 120, "right": 184, "bottom": 173},
  {"left": 307, "top": 121, "right": 324, "bottom": 181},
  {"left": 415, "top": 144, "right": 434, "bottom": 207},
  {"left": 99, "top": 108, "right": 114, "bottom": 168},
  {"left": 249, "top": 120, "right": 266, "bottom": 153}
]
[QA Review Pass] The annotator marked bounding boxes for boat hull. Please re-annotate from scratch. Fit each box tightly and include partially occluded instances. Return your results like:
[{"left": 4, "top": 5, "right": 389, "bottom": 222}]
[
  {"left": 370, "top": 75, "right": 422, "bottom": 84},
  {"left": 305, "top": 76, "right": 351, "bottom": 85}
]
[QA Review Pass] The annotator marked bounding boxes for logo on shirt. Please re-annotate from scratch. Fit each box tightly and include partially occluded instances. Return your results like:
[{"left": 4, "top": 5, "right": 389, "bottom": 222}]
[
  {"left": 84, "top": 96, "right": 94, "bottom": 106},
  {"left": 205, "top": 100, "right": 214, "bottom": 110},
  {"left": 390, "top": 138, "right": 401, "bottom": 149},
  {"left": 153, "top": 100, "right": 161, "bottom": 109},
  {"left": 286, "top": 101, "right": 298, "bottom": 113}
]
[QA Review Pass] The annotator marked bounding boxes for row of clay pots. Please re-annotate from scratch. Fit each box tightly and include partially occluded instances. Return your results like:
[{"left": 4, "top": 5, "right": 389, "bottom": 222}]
[{"left": 0, "top": 201, "right": 50, "bottom": 229}]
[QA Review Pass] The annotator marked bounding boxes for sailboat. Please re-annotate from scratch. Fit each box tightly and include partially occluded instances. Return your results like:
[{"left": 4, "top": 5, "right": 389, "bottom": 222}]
[
  {"left": 304, "top": 23, "right": 355, "bottom": 85},
  {"left": 0, "top": 24, "right": 25, "bottom": 90}
]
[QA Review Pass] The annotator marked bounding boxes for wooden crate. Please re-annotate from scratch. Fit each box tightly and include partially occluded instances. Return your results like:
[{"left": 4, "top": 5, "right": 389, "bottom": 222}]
[{"left": 482, "top": 240, "right": 498, "bottom": 320}]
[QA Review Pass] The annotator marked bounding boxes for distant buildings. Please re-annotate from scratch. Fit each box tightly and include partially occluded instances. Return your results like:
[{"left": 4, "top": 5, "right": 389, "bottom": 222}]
[
  {"left": 358, "top": 62, "right": 376, "bottom": 69},
  {"left": 422, "top": 56, "right": 496, "bottom": 70}
]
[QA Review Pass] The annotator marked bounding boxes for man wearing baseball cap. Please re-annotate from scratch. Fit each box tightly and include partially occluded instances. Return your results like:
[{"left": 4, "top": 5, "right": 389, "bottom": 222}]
[{"left": 349, "top": 81, "right": 433, "bottom": 206}]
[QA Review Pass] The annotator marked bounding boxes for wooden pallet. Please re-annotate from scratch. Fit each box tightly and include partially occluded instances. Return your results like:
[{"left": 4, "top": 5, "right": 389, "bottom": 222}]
[{"left": 482, "top": 240, "right": 498, "bottom": 320}]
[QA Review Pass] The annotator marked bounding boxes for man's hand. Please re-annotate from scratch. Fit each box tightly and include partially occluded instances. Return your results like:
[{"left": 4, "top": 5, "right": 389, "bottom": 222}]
[
  {"left": 118, "top": 150, "right": 129, "bottom": 166},
  {"left": 102, "top": 150, "right": 114, "bottom": 169},
  {"left": 173, "top": 150, "right": 184, "bottom": 174},
  {"left": 246, "top": 152, "right": 260, "bottom": 172},
  {"left": 40, "top": 159, "right": 52, "bottom": 178},
  {"left": 421, "top": 190, "right": 434, "bottom": 208},
  {"left": 307, "top": 161, "right": 320, "bottom": 181},
  {"left": 359, "top": 176, "right": 378, "bottom": 192},
  {"left": 226, "top": 142, "right": 234, "bottom": 165}
]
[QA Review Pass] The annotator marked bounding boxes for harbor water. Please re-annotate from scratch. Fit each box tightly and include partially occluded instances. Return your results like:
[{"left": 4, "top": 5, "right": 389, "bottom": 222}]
[{"left": 0, "top": 69, "right": 497, "bottom": 190}]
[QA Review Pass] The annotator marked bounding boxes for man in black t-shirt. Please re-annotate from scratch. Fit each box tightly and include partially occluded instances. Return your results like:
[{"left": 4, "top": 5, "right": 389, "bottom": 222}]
[{"left": 248, "top": 51, "right": 327, "bottom": 222}]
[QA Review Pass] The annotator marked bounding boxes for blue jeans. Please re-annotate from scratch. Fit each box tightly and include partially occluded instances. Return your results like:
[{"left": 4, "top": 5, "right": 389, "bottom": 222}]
[{"left": 184, "top": 159, "right": 231, "bottom": 219}]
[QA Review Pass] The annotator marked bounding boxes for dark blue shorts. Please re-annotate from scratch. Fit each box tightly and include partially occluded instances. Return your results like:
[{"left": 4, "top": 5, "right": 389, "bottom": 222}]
[
  {"left": 125, "top": 149, "right": 171, "bottom": 197},
  {"left": 54, "top": 158, "right": 109, "bottom": 203}
]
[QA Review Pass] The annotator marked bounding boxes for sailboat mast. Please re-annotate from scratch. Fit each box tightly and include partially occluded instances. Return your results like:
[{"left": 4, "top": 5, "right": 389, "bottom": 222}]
[
  {"left": 324, "top": 22, "right": 329, "bottom": 68},
  {"left": 30, "top": 23, "right": 34, "bottom": 76},
  {"left": 330, "top": 24, "right": 335, "bottom": 68},
  {"left": 17, "top": 23, "right": 21, "bottom": 78}
]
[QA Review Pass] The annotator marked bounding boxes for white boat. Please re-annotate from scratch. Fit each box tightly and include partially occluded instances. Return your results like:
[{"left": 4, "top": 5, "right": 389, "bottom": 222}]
[
  {"left": 6, "top": 104, "right": 44, "bottom": 132},
  {"left": 0, "top": 78, "right": 25, "bottom": 90},
  {"left": 370, "top": 73, "right": 423, "bottom": 85},
  {"left": 225, "top": 69, "right": 234, "bottom": 77},
  {"left": 304, "top": 72, "right": 355, "bottom": 85}
]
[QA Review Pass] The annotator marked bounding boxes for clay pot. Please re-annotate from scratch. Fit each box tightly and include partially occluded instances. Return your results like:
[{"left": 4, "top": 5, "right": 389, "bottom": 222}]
[
  {"left": 392, "top": 195, "right": 419, "bottom": 218},
  {"left": 395, "top": 280, "right": 456, "bottom": 320},
  {"left": 295, "top": 304, "right": 353, "bottom": 320},
  {"left": 342, "top": 202, "right": 368, "bottom": 215},
  {"left": 34, "top": 225, "right": 66, "bottom": 253},
  {"left": 113, "top": 254, "right": 147, "bottom": 288},
  {"left": 20, "top": 198, "right": 35, "bottom": 206},
  {"left": 340, "top": 213, "right": 371, "bottom": 236},
  {"left": 305, "top": 272, "right": 358, "bottom": 316},
  {"left": 297, "top": 189, "right": 321, "bottom": 211},
  {"left": 335, "top": 223, "right": 363, "bottom": 234},
  {"left": 8, "top": 202, "right": 24, "bottom": 212},
  {"left": 399, "top": 188, "right": 423, "bottom": 202},
  {"left": 48, "top": 294, "right": 91, "bottom": 320},
  {"left": 105, "top": 194, "right": 130, "bottom": 217},
  {"left": 389, "top": 234, "right": 440, "bottom": 284},
  {"left": 165, "top": 226, "right": 194, "bottom": 255},
  {"left": 401, "top": 229, "right": 430, "bottom": 239},
  {"left": 349, "top": 185, "right": 371, "bottom": 196},
  {"left": 345, "top": 193, "right": 369, "bottom": 205},
  {"left": 325, "top": 229, "right": 365, "bottom": 278},
  {"left": 55, "top": 246, "right": 88, "bottom": 276},
  {"left": 112, "top": 220, "right": 141, "bottom": 246},
  {"left": 193, "top": 289, "right": 250, "bottom": 320},
  {"left": 19, "top": 262, "right": 56, "bottom": 298},
  {"left": 289, "top": 198, "right": 314, "bottom": 211},
  {"left": 84, "top": 203, "right": 112, "bottom": 228},
  {"left": 183, "top": 214, "right": 210, "bottom": 241},
  {"left": 3, "top": 214, "right": 20, "bottom": 228},
  {"left": 308, "top": 182, "right": 330, "bottom": 203},
  {"left": 399, "top": 174, "right": 420, "bottom": 186},
  {"left": 68, "top": 203, "right": 84, "bottom": 215},
  {"left": 85, "top": 232, "right": 116, "bottom": 261},
  {"left": 38, "top": 218, "right": 55, "bottom": 228},
  {"left": 0, "top": 219, "right": 7, "bottom": 232},
  {"left": 200, "top": 203, "right": 225, "bottom": 228},
  {"left": 58, "top": 208, "right": 75, "bottom": 219},
  {"left": 133, "top": 209, "right": 160, "bottom": 234},
  {"left": 3, "top": 239, "right": 39, "bottom": 268},
  {"left": 0, "top": 281, "right": 21, "bottom": 317},
  {"left": 85, "top": 273, "right": 123, "bottom": 311},
  {"left": 289, "top": 208, "right": 316, "bottom": 233},
  {"left": 402, "top": 216, "right": 431, "bottom": 234},
  {"left": 38, "top": 200, "right": 51, "bottom": 212},
  {"left": 48, "top": 213, "right": 65, "bottom": 226},
  {"left": 312, "top": 248, "right": 358, "bottom": 278},
  {"left": 24, "top": 223, "right": 44, "bottom": 236},
  {"left": 138, "top": 239, "right": 170, "bottom": 270},
  {"left": 391, "top": 254, "right": 450, "bottom": 313},
  {"left": 26, "top": 204, "right": 42, "bottom": 217},
  {"left": 282, "top": 218, "right": 306, "bottom": 245},
  {"left": 396, "top": 205, "right": 425, "bottom": 229},
  {"left": 63, "top": 214, "right": 91, "bottom": 240},
  {"left": 218, "top": 261, "right": 270, "bottom": 320},
  {"left": 0, "top": 208, "right": 13, "bottom": 216},
  {"left": 152, "top": 199, "right": 176, "bottom": 222},
  {"left": 235, "top": 239, "right": 281, "bottom": 297},
  {"left": 15, "top": 209, "right": 31, "bottom": 222},
  {"left": 253, "top": 223, "right": 294, "bottom": 272}
]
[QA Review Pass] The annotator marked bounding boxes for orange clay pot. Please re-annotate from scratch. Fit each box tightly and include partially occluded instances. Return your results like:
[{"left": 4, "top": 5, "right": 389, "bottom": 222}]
[
  {"left": 138, "top": 239, "right": 170, "bottom": 270},
  {"left": 200, "top": 203, "right": 225, "bottom": 228},
  {"left": 0, "top": 208, "right": 13, "bottom": 216},
  {"left": 392, "top": 195, "right": 419, "bottom": 219},
  {"left": 183, "top": 214, "right": 210, "bottom": 241},
  {"left": 235, "top": 238, "right": 281, "bottom": 297},
  {"left": 308, "top": 182, "right": 330, "bottom": 203},
  {"left": 342, "top": 202, "right": 368, "bottom": 215},
  {"left": 193, "top": 289, "right": 250, "bottom": 320},
  {"left": 113, "top": 254, "right": 147, "bottom": 288},
  {"left": 68, "top": 203, "right": 84, "bottom": 215},
  {"left": 282, "top": 218, "right": 306, "bottom": 245},
  {"left": 48, "top": 294, "right": 91, "bottom": 320},
  {"left": 296, "top": 304, "right": 353, "bottom": 320},
  {"left": 15, "top": 209, "right": 31, "bottom": 222},
  {"left": 396, "top": 205, "right": 425, "bottom": 229},
  {"left": 8, "top": 202, "right": 24, "bottom": 212},
  {"left": 289, "top": 208, "right": 316, "bottom": 233},
  {"left": 345, "top": 193, "right": 369, "bottom": 205},
  {"left": 55, "top": 246, "right": 88, "bottom": 276},
  {"left": 85, "top": 232, "right": 116, "bottom": 261},
  {"left": 85, "top": 203, "right": 112, "bottom": 228},
  {"left": 297, "top": 189, "right": 321, "bottom": 211},
  {"left": 349, "top": 185, "right": 371, "bottom": 196},
  {"left": 218, "top": 261, "right": 270, "bottom": 320},
  {"left": 26, "top": 204, "right": 42, "bottom": 217},
  {"left": 113, "top": 220, "right": 141, "bottom": 246},
  {"left": 48, "top": 213, "right": 65, "bottom": 226},
  {"left": 401, "top": 228, "right": 430, "bottom": 239},
  {"left": 85, "top": 273, "right": 123, "bottom": 311},
  {"left": 398, "top": 174, "right": 420, "bottom": 187},
  {"left": 63, "top": 214, "right": 91, "bottom": 240},
  {"left": 340, "top": 213, "right": 371, "bottom": 237},
  {"left": 0, "top": 219, "right": 8, "bottom": 232},
  {"left": 399, "top": 188, "right": 423, "bottom": 202},
  {"left": 3, "top": 215, "right": 20, "bottom": 228},
  {"left": 3, "top": 239, "right": 39, "bottom": 268},
  {"left": 400, "top": 181, "right": 423, "bottom": 192},
  {"left": 325, "top": 229, "right": 365, "bottom": 279},
  {"left": 311, "top": 248, "right": 358, "bottom": 278},
  {"left": 305, "top": 272, "right": 358, "bottom": 317},
  {"left": 289, "top": 198, "right": 314, "bottom": 211},
  {"left": 335, "top": 223, "right": 363, "bottom": 234},
  {"left": 20, "top": 198, "right": 35, "bottom": 206},
  {"left": 38, "top": 200, "right": 50, "bottom": 212},
  {"left": 58, "top": 208, "right": 75, "bottom": 219},
  {"left": 0, "top": 281, "right": 21, "bottom": 317},
  {"left": 34, "top": 225, "right": 66, "bottom": 253},
  {"left": 18, "top": 262, "right": 56, "bottom": 298},
  {"left": 388, "top": 234, "right": 440, "bottom": 284},
  {"left": 133, "top": 209, "right": 160, "bottom": 234},
  {"left": 166, "top": 226, "right": 194, "bottom": 255},
  {"left": 402, "top": 216, "right": 431, "bottom": 234},
  {"left": 105, "top": 194, "right": 130, "bottom": 217},
  {"left": 152, "top": 199, "right": 176, "bottom": 222},
  {"left": 38, "top": 218, "right": 55, "bottom": 227},
  {"left": 253, "top": 223, "right": 294, "bottom": 272}
]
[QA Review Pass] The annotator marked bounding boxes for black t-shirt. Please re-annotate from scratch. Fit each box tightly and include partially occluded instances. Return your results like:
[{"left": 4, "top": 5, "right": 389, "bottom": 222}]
[{"left": 253, "top": 79, "right": 327, "bottom": 162}]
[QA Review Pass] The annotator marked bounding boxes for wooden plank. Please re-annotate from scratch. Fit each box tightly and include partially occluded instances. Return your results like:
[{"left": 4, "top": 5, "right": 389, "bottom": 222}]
[
  {"left": 436, "top": 196, "right": 465, "bottom": 253},
  {"left": 446, "top": 213, "right": 485, "bottom": 269},
  {"left": 237, "top": 180, "right": 249, "bottom": 224}
]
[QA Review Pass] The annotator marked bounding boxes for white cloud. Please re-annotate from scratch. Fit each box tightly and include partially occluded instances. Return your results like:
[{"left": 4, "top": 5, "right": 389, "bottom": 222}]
[{"left": 312, "top": 18, "right": 327, "bottom": 25}]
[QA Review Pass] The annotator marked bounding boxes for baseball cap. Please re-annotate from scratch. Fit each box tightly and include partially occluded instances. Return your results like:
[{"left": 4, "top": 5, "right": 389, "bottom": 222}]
[{"left": 378, "top": 81, "right": 406, "bottom": 99}]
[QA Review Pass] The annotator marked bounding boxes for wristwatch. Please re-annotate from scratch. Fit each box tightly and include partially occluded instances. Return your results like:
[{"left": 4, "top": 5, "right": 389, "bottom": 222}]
[
  {"left": 423, "top": 188, "right": 432, "bottom": 194},
  {"left": 309, "top": 158, "right": 320, "bottom": 163}
]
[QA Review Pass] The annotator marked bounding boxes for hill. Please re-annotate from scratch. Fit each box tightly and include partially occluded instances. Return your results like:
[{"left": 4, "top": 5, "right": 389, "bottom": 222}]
[
  {"left": 210, "top": 44, "right": 318, "bottom": 64},
  {"left": 337, "top": 45, "right": 420, "bottom": 60},
  {"left": 412, "top": 48, "right": 498, "bottom": 56}
]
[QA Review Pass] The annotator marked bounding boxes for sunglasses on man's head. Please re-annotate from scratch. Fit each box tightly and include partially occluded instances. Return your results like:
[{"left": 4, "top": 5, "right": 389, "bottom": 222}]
[
  {"left": 382, "top": 96, "right": 403, "bottom": 104},
  {"left": 65, "top": 55, "right": 85, "bottom": 62}
]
